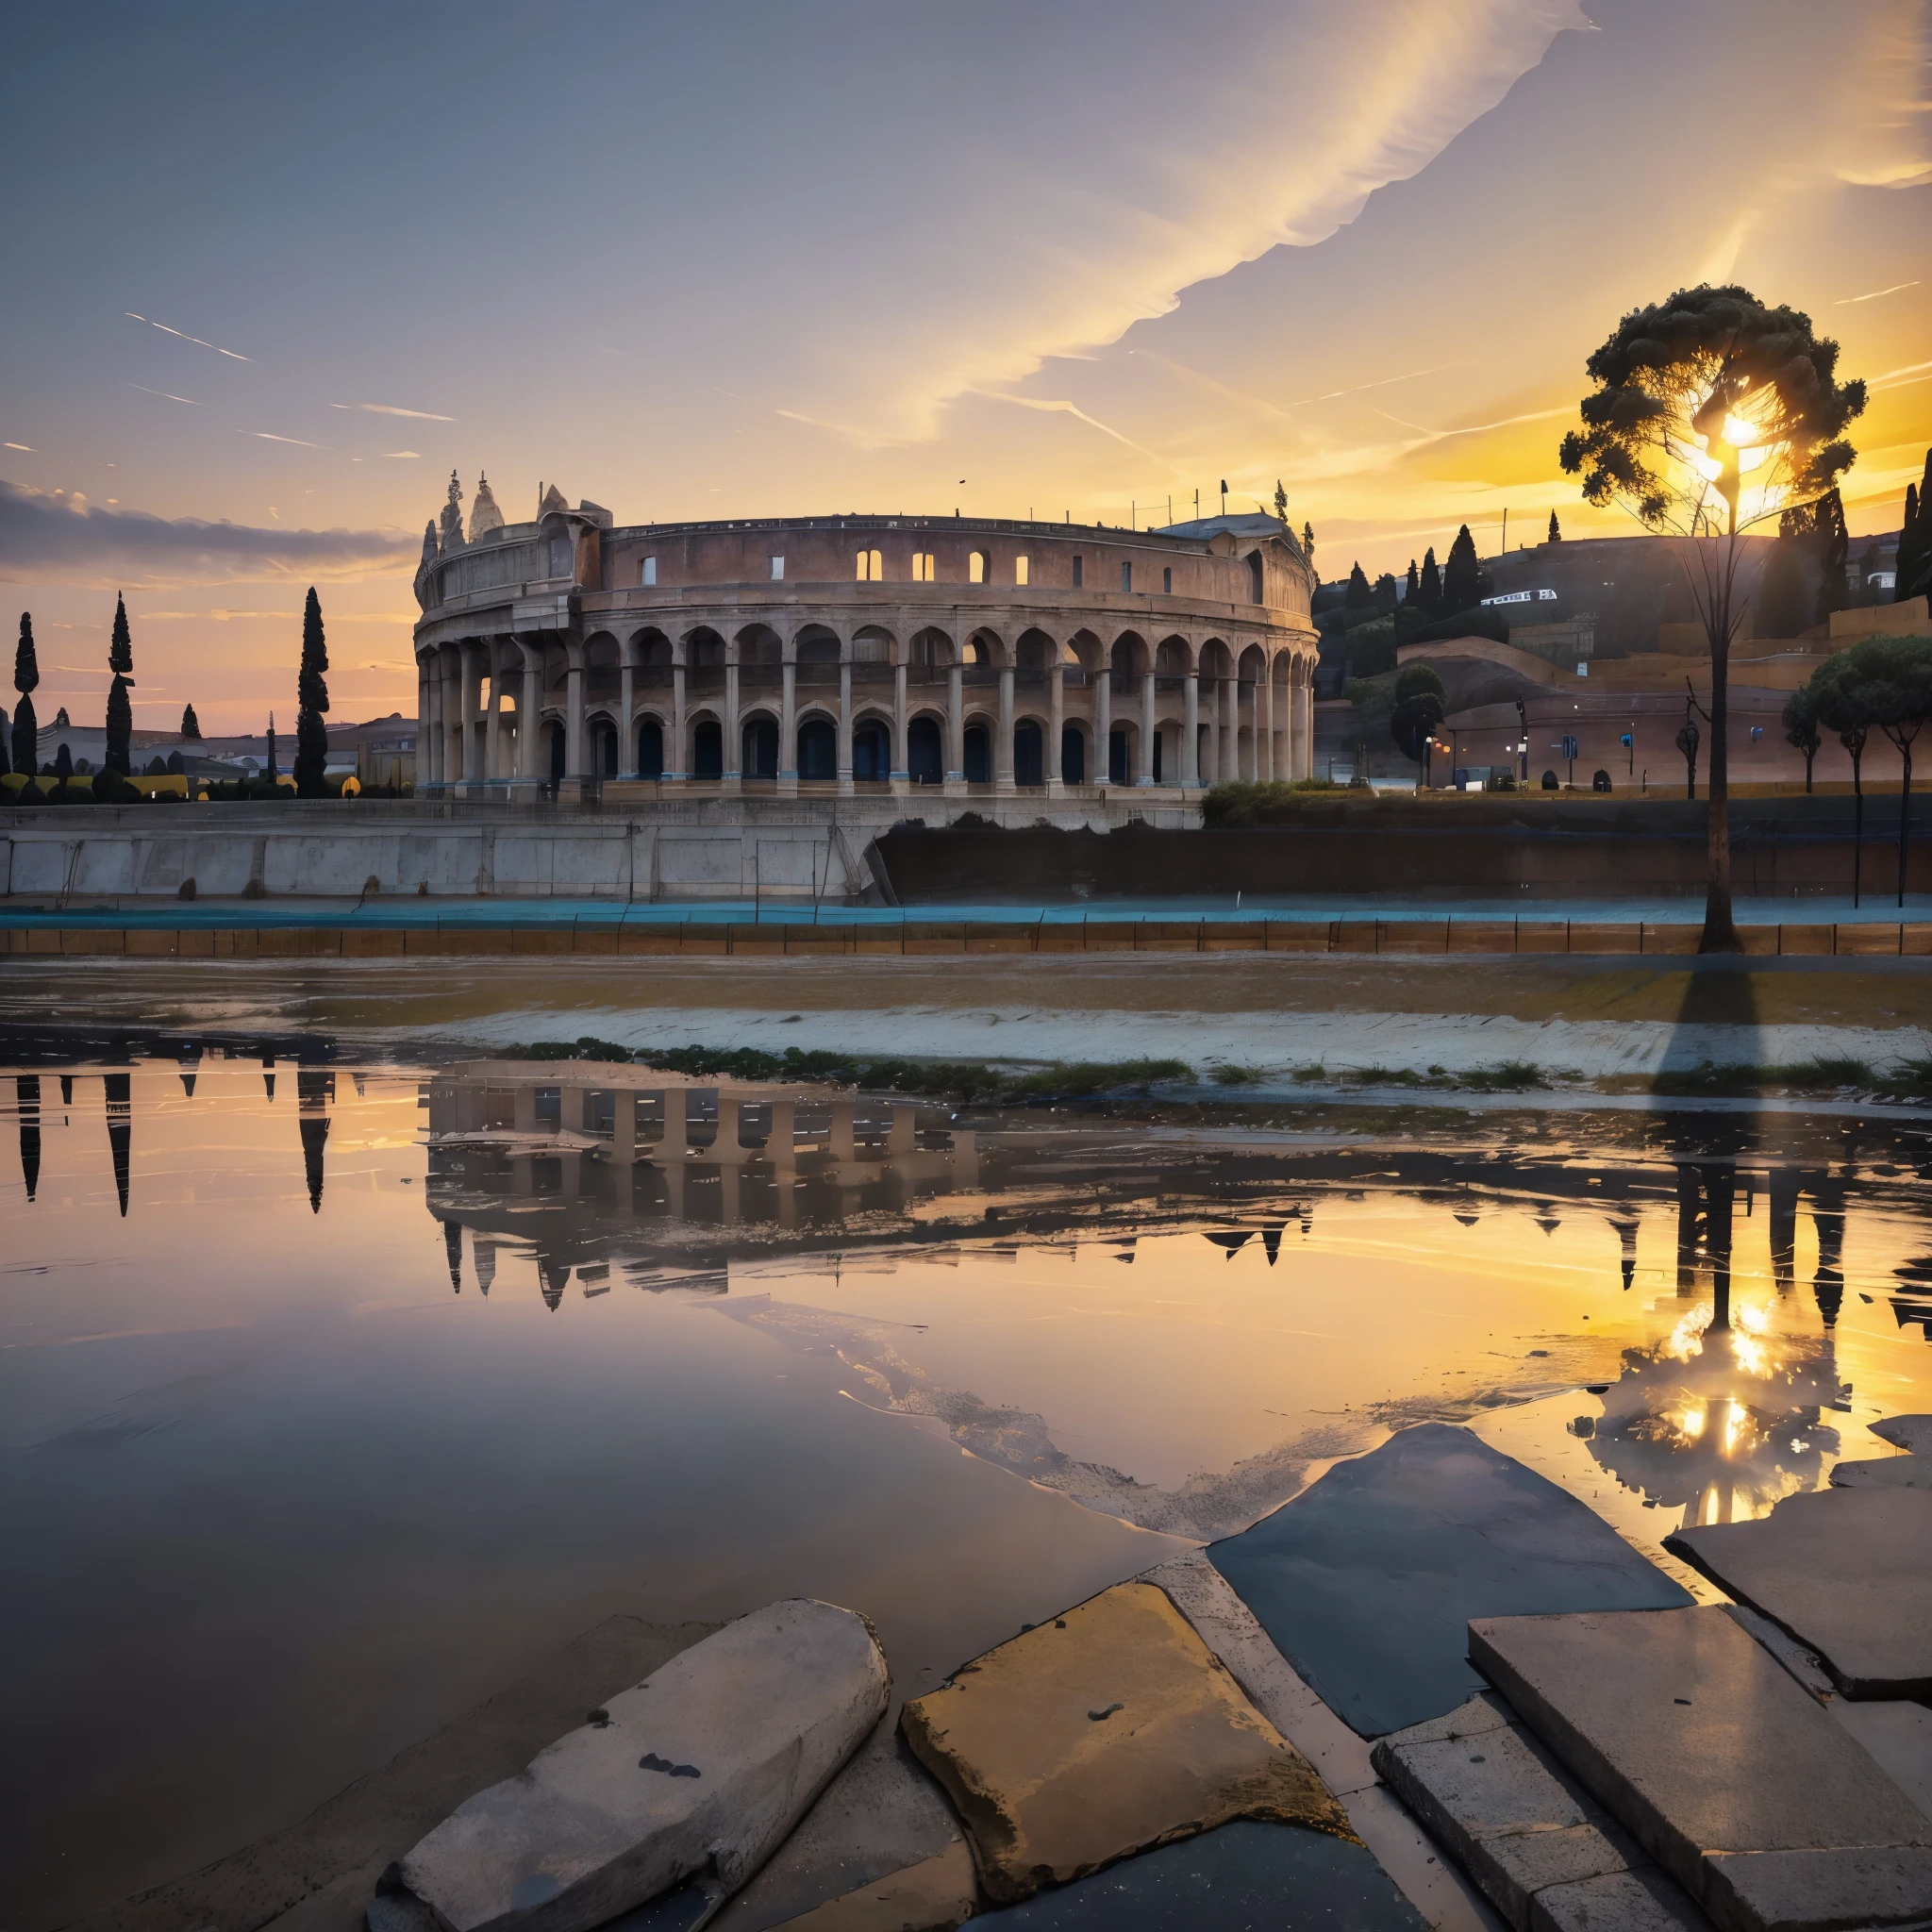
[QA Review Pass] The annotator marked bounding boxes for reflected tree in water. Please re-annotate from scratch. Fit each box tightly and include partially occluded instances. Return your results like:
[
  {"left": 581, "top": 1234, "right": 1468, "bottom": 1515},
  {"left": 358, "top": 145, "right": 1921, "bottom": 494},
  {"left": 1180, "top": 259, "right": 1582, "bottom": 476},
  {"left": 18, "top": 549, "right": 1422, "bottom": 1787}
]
[
  {"left": 296, "top": 1069, "right": 333, "bottom": 1214},
  {"left": 105, "top": 1072, "right": 130, "bottom": 1219},
  {"left": 444, "top": 1220, "right": 464, "bottom": 1292},
  {"left": 16, "top": 1074, "right": 40, "bottom": 1202},
  {"left": 541, "top": 1257, "right": 570, "bottom": 1310}
]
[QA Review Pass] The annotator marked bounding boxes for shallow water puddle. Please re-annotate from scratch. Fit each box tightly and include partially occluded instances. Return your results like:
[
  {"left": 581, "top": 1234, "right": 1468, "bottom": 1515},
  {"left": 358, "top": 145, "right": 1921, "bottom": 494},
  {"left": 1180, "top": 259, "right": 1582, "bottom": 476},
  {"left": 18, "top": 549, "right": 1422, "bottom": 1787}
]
[{"left": 3, "top": 1056, "right": 1928, "bottom": 1925}]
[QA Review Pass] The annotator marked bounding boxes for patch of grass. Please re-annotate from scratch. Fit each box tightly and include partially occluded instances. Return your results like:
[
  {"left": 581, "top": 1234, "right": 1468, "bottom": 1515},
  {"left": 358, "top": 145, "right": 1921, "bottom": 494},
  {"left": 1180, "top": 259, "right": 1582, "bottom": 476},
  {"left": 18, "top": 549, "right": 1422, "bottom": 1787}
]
[
  {"left": 490, "top": 1038, "right": 1191, "bottom": 1103},
  {"left": 1647, "top": 1058, "right": 1874, "bottom": 1098},
  {"left": 1461, "top": 1060, "right": 1547, "bottom": 1092},
  {"left": 1210, "top": 1064, "right": 1269, "bottom": 1087},
  {"left": 1880, "top": 1056, "right": 1932, "bottom": 1101}
]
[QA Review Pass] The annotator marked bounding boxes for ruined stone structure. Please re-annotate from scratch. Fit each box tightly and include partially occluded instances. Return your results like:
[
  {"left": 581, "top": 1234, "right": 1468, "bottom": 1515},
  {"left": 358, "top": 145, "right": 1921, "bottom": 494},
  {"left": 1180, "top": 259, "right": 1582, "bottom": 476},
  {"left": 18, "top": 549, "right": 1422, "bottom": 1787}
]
[{"left": 413, "top": 479, "right": 1319, "bottom": 796}]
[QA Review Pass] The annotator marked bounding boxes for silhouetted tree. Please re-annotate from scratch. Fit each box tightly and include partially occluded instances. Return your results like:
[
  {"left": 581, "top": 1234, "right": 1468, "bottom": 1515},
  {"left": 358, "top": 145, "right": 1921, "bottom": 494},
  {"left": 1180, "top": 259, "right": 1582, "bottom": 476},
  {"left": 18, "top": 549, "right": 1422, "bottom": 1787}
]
[
  {"left": 445, "top": 1219, "right": 464, "bottom": 1291},
  {"left": 16, "top": 1074, "right": 40, "bottom": 1201},
  {"left": 1441, "top": 524, "right": 1482, "bottom": 614},
  {"left": 1896, "top": 449, "right": 1932, "bottom": 603},
  {"left": 1806, "top": 651, "right": 1872, "bottom": 904},
  {"left": 53, "top": 742, "right": 73, "bottom": 782},
  {"left": 104, "top": 593, "right": 134, "bottom": 775},
  {"left": 1391, "top": 662, "right": 1446, "bottom": 791},
  {"left": 266, "top": 714, "right": 278, "bottom": 782},
  {"left": 105, "top": 1071, "right": 131, "bottom": 1218},
  {"left": 297, "top": 1068, "right": 332, "bottom": 1211},
  {"left": 1418, "top": 546, "right": 1442, "bottom": 615},
  {"left": 1558, "top": 284, "right": 1866, "bottom": 951},
  {"left": 1757, "top": 537, "right": 1811, "bottom": 639},
  {"left": 0, "top": 702, "right": 9, "bottom": 779},
  {"left": 1273, "top": 478, "right": 1289, "bottom": 525},
  {"left": 1405, "top": 558, "right": 1420, "bottom": 601},
  {"left": 1301, "top": 521, "right": 1315, "bottom": 566},
  {"left": 1781, "top": 684, "right": 1821, "bottom": 793},
  {"left": 1813, "top": 634, "right": 1932, "bottom": 907},
  {"left": 179, "top": 702, "right": 201, "bottom": 740},
  {"left": 12, "top": 613, "right": 39, "bottom": 776},
  {"left": 1547, "top": 509, "right": 1562, "bottom": 542},
  {"left": 1344, "top": 561, "right": 1373, "bottom": 609},
  {"left": 293, "top": 587, "right": 330, "bottom": 795}
]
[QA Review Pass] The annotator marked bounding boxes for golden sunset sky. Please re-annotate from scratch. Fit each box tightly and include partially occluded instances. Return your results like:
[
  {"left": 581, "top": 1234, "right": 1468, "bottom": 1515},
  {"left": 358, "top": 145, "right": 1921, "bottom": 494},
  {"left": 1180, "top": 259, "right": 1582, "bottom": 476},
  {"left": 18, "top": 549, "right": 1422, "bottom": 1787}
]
[{"left": 3, "top": 0, "right": 1927, "bottom": 731}]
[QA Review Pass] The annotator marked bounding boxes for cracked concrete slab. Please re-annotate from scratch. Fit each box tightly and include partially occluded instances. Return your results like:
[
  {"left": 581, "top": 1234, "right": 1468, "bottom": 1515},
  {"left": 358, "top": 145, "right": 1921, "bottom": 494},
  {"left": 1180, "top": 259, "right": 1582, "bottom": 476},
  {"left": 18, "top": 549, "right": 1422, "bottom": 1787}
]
[
  {"left": 1469, "top": 1607, "right": 1932, "bottom": 1932},
  {"left": 1829, "top": 1453, "right": 1931, "bottom": 1490},
  {"left": 1208, "top": 1424, "right": 1691, "bottom": 1739},
  {"left": 388, "top": 1601, "right": 888, "bottom": 1932},
  {"left": 1666, "top": 1487, "right": 1932, "bottom": 1699},
  {"left": 900, "top": 1581, "right": 1354, "bottom": 1907},
  {"left": 757, "top": 1843, "right": 978, "bottom": 1931},
  {"left": 1870, "top": 1413, "right": 1932, "bottom": 1455}
]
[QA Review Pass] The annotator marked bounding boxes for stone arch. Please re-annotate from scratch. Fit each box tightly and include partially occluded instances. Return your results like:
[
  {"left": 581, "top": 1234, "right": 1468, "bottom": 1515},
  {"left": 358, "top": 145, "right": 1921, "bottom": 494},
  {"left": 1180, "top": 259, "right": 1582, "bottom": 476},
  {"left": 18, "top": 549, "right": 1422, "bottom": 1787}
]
[
  {"left": 1153, "top": 636, "right": 1189, "bottom": 677},
  {"left": 851, "top": 704, "right": 892, "bottom": 782},
  {"left": 1108, "top": 631, "right": 1149, "bottom": 679},
  {"left": 740, "top": 704, "right": 780, "bottom": 781},
  {"left": 906, "top": 708, "right": 945, "bottom": 785},
  {"left": 1014, "top": 628, "right": 1056, "bottom": 677}
]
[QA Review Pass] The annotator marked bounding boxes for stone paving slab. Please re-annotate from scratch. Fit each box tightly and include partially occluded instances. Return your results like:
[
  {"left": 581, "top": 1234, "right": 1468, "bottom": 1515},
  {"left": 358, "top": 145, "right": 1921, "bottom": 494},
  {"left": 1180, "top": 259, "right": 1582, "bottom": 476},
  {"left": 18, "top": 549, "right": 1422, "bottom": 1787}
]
[
  {"left": 1666, "top": 1487, "right": 1932, "bottom": 1698},
  {"left": 1829, "top": 1453, "right": 1931, "bottom": 1490},
  {"left": 1208, "top": 1424, "right": 1691, "bottom": 1739},
  {"left": 758, "top": 1843, "right": 979, "bottom": 1931},
  {"left": 1828, "top": 1699, "right": 1932, "bottom": 1823},
  {"left": 1870, "top": 1413, "right": 1932, "bottom": 1454},
  {"left": 1370, "top": 1694, "right": 1705, "bottom": 1932},
  {"left": 1469, "top": 1607, "right": 1932, "bottom": 1932},
  {"left": 1141, "top": 1553, "right": 1500, "bottom": 1932},
  {"left": 968, "top": 1821, "right": 1427, "bottom": 1930},
  {"left": 388, "top": 1601, "right": 889, "bottom": 1932},
  {"left": 900, "top": 1581, "right": 1354, "bottom": 1907},
  {"left": 708, "top": 1721, "right": 969, "bottom": 1932}
]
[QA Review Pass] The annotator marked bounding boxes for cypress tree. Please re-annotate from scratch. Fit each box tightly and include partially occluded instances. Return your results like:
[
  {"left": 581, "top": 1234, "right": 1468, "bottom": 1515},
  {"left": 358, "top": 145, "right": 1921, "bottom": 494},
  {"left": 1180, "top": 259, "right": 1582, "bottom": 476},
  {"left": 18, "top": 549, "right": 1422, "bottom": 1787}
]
[
  {"left": 266, "top": 714, "right": 278, "bottom": 782},
  {"left": 11, "top": 613, "right": 39, "bottom": 777},
  {"left": 1896, "top": 453, "right": 1932, "bottom": 603},
  {"left": 104, "top": 593, "right": 134, "bottom": 774},
  {"left": 180, "top": 703, "right": 201, "bottom": 740},
  {"left": 294, "top": 587, "right": 330, "bottom": 793},
  {"left": 0, "top": 703, "right": 9, "bottom": 778},
  {"left": 1405, "top": 558, "right": 1419, "bottom": 601},
  {"left": 1273, "top": 478, "right": 1289, "bottom": 525},
  {"left": 1548, "top": 509, "right": 1562, "bottom": 542},
  {"left": 1442, "top": 524, "right": 1482, "bottom": 614},
  {"left": 1344, "top": 561, "right": 1372, "bottom": 608},
  {"left": 1418, "top": 547, "right": 1442, "bottom": 614},
  {"left": 1301, "top": 521, "right": 1314, "bottom": 562}
]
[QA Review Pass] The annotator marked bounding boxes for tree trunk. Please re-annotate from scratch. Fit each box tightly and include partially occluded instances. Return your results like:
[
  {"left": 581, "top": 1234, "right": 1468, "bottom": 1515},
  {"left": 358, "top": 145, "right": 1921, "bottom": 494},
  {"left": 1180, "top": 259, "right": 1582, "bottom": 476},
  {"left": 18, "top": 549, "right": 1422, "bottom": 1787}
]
[
  {"left": 1804, "top": 748, "right": 1814, "bottom": 794},
  {"left": 1852, "top": 746, "right": 1863, "bottom": 908},
  {"left": 1699, "top": 548, "right": 1742, "bottom": 954},
  {"left": 1895, "top": 729, "right": 1915, "bottom": 910}
]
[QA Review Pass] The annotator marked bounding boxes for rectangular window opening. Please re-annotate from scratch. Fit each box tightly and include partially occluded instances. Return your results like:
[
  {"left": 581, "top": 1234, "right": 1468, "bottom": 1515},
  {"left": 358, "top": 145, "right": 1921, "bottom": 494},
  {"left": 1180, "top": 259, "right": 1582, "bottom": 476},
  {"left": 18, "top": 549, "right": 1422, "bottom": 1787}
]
[
  {"left": 1014, "top": 555, "right": 1029, "bottom": 586},
  {"left": 1122, "top": 562, "right": 1133, "bottom": 593},
  {"left": 770, "top": 555, "right": 785, "bottom": 581},
  {"left": 641, "top": 557, "right": 658, "bottom": 587},
  {"left": 1072, "top": 556, "right": 1084, "bottom": 589},
  {"left": 1162, "top": 566, "right": 1172, "bottom": 593}
]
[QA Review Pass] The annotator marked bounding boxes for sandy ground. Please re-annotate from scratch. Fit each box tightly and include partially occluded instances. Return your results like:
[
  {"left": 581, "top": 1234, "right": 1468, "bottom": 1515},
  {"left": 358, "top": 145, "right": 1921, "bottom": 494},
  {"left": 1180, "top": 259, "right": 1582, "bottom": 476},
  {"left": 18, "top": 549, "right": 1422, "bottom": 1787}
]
[{"left": 3, "top": 953, "right": 1927, "bottom": 1080}]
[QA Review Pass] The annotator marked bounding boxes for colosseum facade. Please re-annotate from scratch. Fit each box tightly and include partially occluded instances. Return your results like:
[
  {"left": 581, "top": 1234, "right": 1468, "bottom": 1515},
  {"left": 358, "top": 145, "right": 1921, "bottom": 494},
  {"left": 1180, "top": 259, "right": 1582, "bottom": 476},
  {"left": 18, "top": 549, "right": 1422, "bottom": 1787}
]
[{"left": 413, "top": 475, "right": 1320, "bottom": 798}]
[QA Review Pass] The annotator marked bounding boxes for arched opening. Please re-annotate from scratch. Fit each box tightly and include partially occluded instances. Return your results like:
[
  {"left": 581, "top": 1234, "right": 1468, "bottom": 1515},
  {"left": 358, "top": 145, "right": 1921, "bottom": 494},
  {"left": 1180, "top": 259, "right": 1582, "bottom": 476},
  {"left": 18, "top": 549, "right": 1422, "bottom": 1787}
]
[
  {"left": 963, "top": 724, "right": 991, "bottom": 785},
  {"left": 591, "top": 717, "right": 619, "bottom": 778},
  {"left": 908, "top": 716, "right": 943, "bottom": 785},
  {"left": 1061, "top": 724, "right": 1087, "bottom": 784},
  {"left": 1247, "top": 552, "right": 1265, "bottom": 604},
  {"left": 692, "top": 719, "right": 723, "bottom": 781},
  {"left": 853, "top": 719, "right": 891, "bottom": 782},
  {"left": 968, "top": 550, "right": 989, "bottom": 584},
  {"left": 548, "top": 720, "right": 567, "bottom": 783},
  {"left": 798, "top": 716, "right": 837, "bottom": 781},
  {"left": 856, "top": 549, "right": 882, "bottom": 582},
  {"left": 1152, "top": 726, "right": 1165, "bottom": 784},
  {"left": 638, "top": 718, "right": 664, "bottom": 779},
  {"left": 1108, "top": 725, "right": 1131, "bottom": 786},
  {"left": 742, "top": 714, "right": 778, "bottom": 780},
  {"left": 1013, "top": 719, "right": 1043, "bottom": 788}
]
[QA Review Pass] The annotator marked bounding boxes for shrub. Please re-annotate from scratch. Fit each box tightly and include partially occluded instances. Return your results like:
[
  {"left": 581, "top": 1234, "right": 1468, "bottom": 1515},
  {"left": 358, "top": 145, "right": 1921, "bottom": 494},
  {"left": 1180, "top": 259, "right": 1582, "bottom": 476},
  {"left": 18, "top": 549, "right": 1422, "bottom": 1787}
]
[{"left": 178, "top": 878, "right": 197, "bottom": 901}]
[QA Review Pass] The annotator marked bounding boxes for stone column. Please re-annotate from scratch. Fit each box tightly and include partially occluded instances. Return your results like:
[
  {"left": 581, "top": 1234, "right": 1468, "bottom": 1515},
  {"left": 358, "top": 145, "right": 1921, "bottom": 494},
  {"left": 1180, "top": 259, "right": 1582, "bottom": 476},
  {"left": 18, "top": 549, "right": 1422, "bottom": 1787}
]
[
  {"left": 767, "top": 1099, "right": 795, "bottom": 1173},
  {"left": 779, "top": 655, "right": 798, "bottom": 791},
  {"left": 484, "top": 655, "right": 504, "bottom": 781},
  {"left": 837, "top": 658, "right": 853, "bottom": 794},
  {"left": 996, "top": 662, "right": 1015, "bottom": 789},
  {"left": 724, "top": 650, "right": 741, "bottom": 791},
  {"left": 520, "top": 646, "right": 543, "bottom": 781},
  {"left": 1183, "top": 671, "right": 1199, "bottom": 788},
  {"left": 1262, "top": 658, "right": 1276, "bottom": 781},
  {"left": 1246, "top": 672, "right": 1260, "bottom": 782},
  {"left": 416, "top": 661, "right": 431, "bottom": 783},
  {"left": 670, "top": 644, "right": 688, "bottom": 781},
  {"left": 618, "top": 656, "right": 636, "bottom": 778},
  {"left": 565, "top": 657, "right": 585, "bottom": 779},
  {"left": 1138, "top": 666, "right": 1157, "bottom": 786},
  {"left": 458, "top": 642, "right": 480, "bottom": 791},
  {"left": 1298, "top": 667, "right": 1314, "bottom": 779},
  {"left": 1094, "top": 649, "right": 1111, "bottom": 788},
  {"left": 891, "top": 658, "right": 909, "bottom": 789},
  {"left": 1047, "top": 658, "right": 1064, "bottom": 792},
  {"left": 611, "top": 1090, "right": 636, "bottom": 1162},
  {"left": 829, "top": 1099, "right": 856, "bottom": 1163},
  {"left": 1220, "top": 675, "right": 1236, "bottom": 784},
  {"left": 945, "top": 658, "right": 964, "bottom": 787},
  {"left": 661, "top": 1085, "right": 688, "bottom": 1158}
]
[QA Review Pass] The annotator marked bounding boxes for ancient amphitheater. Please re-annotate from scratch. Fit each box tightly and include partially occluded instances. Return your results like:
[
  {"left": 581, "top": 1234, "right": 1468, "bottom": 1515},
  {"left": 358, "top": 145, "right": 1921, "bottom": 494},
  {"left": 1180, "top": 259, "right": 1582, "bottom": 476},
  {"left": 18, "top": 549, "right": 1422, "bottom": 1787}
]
[{"left": 413, "top": 475, "right": 1320, "bottom": 800}]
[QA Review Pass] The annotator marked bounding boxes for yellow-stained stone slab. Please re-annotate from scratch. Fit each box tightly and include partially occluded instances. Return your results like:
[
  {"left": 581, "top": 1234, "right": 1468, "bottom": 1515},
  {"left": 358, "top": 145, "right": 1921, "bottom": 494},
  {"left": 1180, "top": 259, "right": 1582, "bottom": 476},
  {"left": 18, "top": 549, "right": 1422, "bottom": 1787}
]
[
  {"left": 764, "top": 1843, "right": 979, "bottom": 1930},
  {"left": 899, "top": 1581, "right": 1355, "bottom": 1907}
]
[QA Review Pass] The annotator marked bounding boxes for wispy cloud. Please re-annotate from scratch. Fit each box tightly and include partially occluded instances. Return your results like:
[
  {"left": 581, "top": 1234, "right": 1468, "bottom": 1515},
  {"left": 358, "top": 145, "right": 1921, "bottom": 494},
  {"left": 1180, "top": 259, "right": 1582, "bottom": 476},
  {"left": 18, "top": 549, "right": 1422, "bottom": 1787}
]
[
  {"left": 330, "top": 403, "right": 455, "bottom": 421},
  {"left": 4, "top": 441, "right": 35, "bottom": 452},
  {"left": 130, "top": 383, "right": 201, "bottom": 405},
  {"left": 381, "top": 450, "right": 422, "bottom": 459},
  {"left": 125, "top": 312, "right": 252, "bottom": 360},
  {"left": 971, "top": 392, "right": 1182, "bottom": 475},
  {"left": 243, "top": 431, "right": 325, "bottom": 448},
  {"left": 1871, "top": 358, "right": 1932, "bottom": 391},
  {"left": 1373, "top": 404, "right": 1570, "bottom": 440},
  {"left": 1835, "top": 279, "right": 1921, "bottom": 305},
  {"left": 0, "top": 480, "right": 412, "bottom": 586}
]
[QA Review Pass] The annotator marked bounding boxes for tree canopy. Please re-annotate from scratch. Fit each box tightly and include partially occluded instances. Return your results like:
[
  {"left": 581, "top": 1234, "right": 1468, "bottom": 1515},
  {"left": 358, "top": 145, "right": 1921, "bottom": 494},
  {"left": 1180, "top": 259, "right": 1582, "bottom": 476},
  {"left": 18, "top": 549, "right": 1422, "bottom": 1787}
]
[
  {"left": 1441, "top": 525, "right": 1481, "bottom": 614},
  {"left": 1897, "top": 448, "right": 1932, "bottom": 604},
  {"left": 180, "top": 703, "right": 201, "bottom": 739},
  {"left": 1547, "top": 509, "right": 1561, "bottom": 542},
  {"left": 109, "top": 593, "right": 132, "bottom": 675},
  {"left": 294, "top": 588, "right": 330, "bottom": 794},
  {"left": 1418, "top": 547, "right": 1441, "bottom": 614},
  {"left": 1558, "top": 285, "right": 1864, "bottom": 536},
  {"left": 1392, "top": 662, "right": 1446, "bottom": 706},
  {"left": 1344, "top": 561, "right": 1372, "bottom": 608},
  {"left": 14, "top": 612, "right": 38, "bottom": 695},
  {"left": 105, "top": 595, "right": 134, "bottom": 775},
  {"left": 11, "top": 614, "right": 38, "bottom": 776}
]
